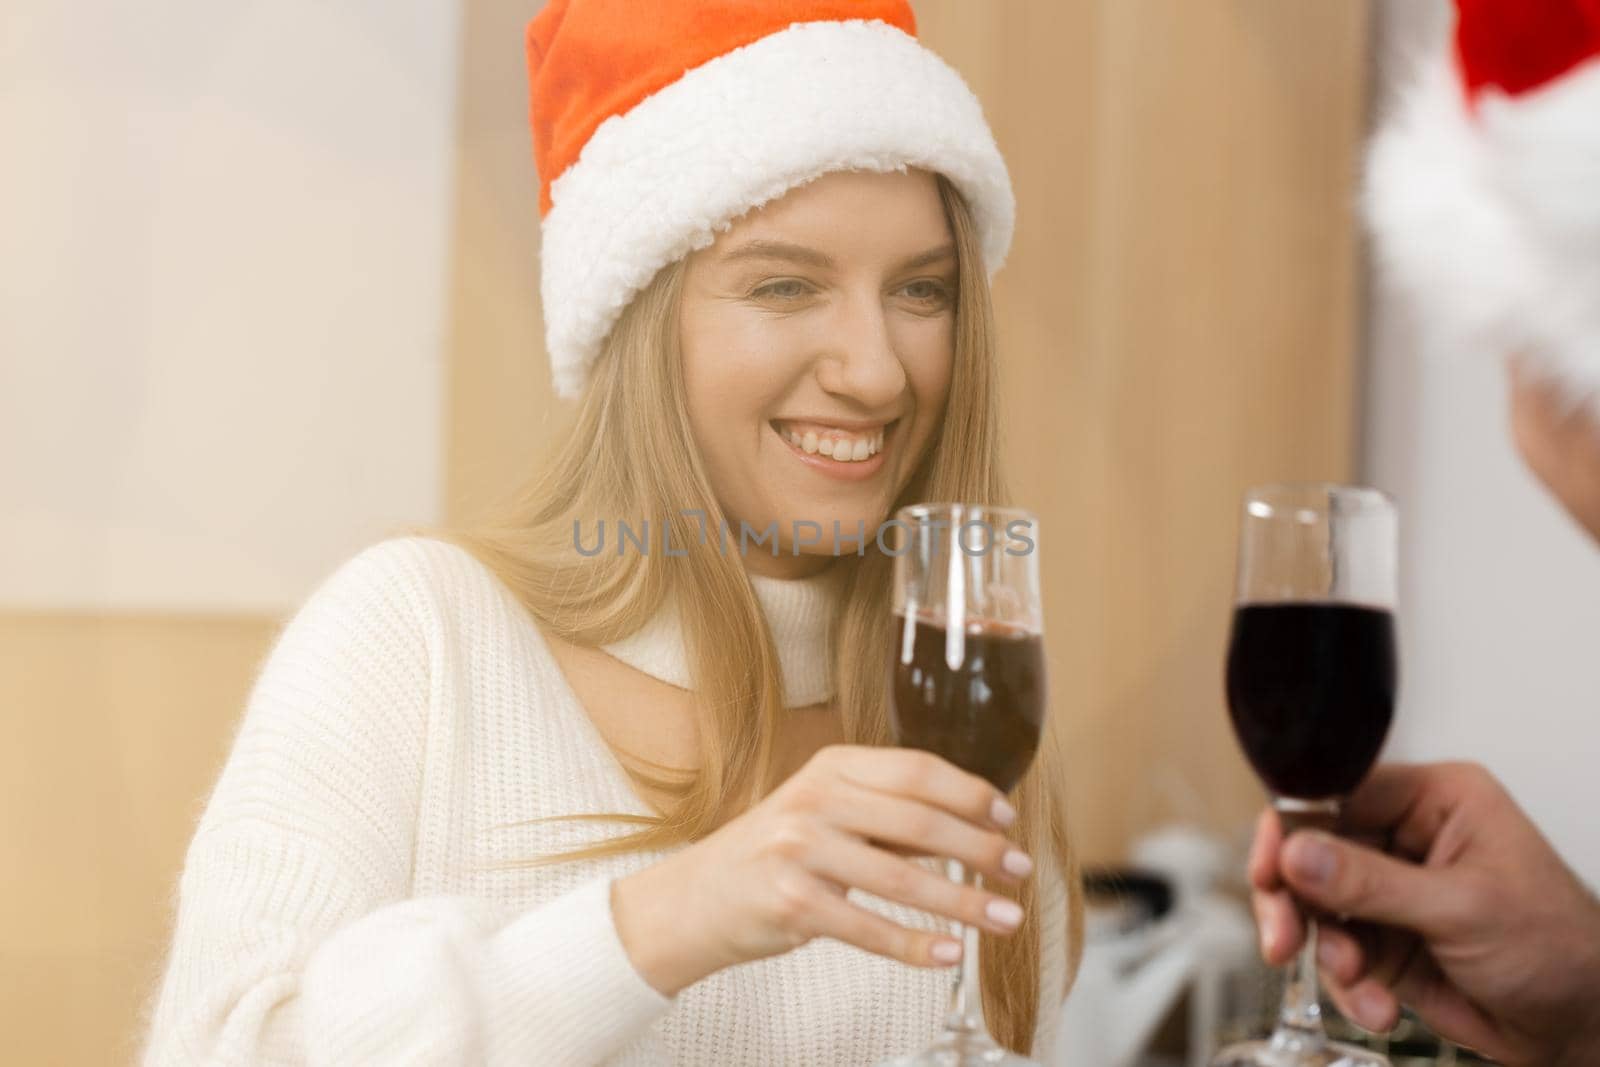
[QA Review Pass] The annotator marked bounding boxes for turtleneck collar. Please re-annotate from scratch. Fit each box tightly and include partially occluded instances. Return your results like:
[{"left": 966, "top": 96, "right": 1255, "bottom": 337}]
[{"left": 599, "top": 566, "right": 844, "bottom": 707}]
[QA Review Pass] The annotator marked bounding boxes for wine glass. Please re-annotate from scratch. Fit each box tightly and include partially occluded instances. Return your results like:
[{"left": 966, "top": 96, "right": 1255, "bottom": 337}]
[
  {"left": 876, "top": 503, "right": 1048, "bottom": 1067},
  {"left": 1212, "top": 484, "right": 1400, "bottom": 1067}
]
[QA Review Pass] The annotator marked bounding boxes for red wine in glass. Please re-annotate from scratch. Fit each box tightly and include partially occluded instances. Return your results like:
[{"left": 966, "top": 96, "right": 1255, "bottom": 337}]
[
  {"left": 891, "top": 616, "right": 1045, "bottom": 793},
  {"left": 1211, "top": 484, "right": 1400, "bottom": 1067},
  {"left": 1226, "top": 602, "right": 1397, "bottom": 800},
  {"left": 877, "top": 503, "right": 1047, "bottom": 1067}
]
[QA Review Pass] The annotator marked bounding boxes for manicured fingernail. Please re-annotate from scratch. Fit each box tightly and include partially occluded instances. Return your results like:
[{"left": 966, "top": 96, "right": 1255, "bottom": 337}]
[
  {"left": 1286, "top": 834, "right": 1336, "bottom": 885},
  {"left": 1002, "top": 849, "right": 1034, "bottom": 878},
  {"left": 986, "top": 898, "right": 1024, "bottom": 928},
  {"left": 990, "top": 797, "right": 1017, "bottom": 827},
  {"left": 1260, "top": 926, "right": 1277, "bottom": 959},
  {"left": 931, "top": 939, "right": 963, "bottom": 963},
  {"left": 1316, "top": 936, "right": 1339, "bottom": 970}
]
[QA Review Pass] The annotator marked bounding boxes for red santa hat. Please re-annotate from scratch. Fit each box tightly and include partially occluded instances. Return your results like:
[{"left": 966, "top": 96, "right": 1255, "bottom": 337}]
[
  {"left": 524, "top": 0, "right": 1014, "bottom": 399},
  {"left": 1364, "top": 0, "right": 1600, "bottom": 413}
]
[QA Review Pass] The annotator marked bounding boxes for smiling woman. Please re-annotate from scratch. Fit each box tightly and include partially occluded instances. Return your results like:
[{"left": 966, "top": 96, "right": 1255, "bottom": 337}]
[
  {"left": 680, "top": 170, "right": 961, "bottom": 574},
  {"left": 139, "top": 2, "right": 1080, "bottom": 1066}
]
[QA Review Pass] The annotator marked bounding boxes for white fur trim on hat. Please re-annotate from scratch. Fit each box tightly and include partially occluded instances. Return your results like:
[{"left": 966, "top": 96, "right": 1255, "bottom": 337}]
[
  {"left": 1363, "top": 52, "right": 1600, "bottom": 414},
  {"left": 538, "top": 18, "right": 1015, "bottom": 400}
]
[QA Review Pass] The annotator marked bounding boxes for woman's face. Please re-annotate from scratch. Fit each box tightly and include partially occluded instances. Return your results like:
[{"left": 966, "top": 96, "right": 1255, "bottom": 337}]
[{"left": 679, "top": 168, "right": 957, "bottom": 578}]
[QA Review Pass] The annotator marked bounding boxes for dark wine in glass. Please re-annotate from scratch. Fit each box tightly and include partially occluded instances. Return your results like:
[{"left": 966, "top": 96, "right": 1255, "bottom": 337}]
[
  {"left": 877, "top": 503, "right": 1047, "bottom": 1067},
  {"left": 891, "top": 617, "right": 1045, "bottom": 793},
  {"left": 1212, "top": 484, "right": 1400, "bottom": 1067},
  {"left": 1227, "top": 602, "right": 1397, "bottom": 800}
]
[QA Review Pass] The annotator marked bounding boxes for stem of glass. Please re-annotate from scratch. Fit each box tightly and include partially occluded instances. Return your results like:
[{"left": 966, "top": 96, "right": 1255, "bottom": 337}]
[
  {"left": 1274, "top": 916, "right": 1325, "bottom": 1042},
  {"left": 943, "top": 858, "right": 987, "bottom": 1038},
  {"left": 1268, "top": 797, "right": 1341, "bottom": 1052}
]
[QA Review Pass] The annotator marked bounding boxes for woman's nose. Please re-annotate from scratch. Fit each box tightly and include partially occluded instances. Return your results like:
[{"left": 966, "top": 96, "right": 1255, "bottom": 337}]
[{"left": 814, "top": 296, "right": 908, "bottom": 406}]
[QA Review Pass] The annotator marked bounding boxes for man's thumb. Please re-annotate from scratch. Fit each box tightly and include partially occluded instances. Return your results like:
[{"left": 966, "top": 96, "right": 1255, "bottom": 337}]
[{"left": 1281, "top": 831, "right": 1464, "bottom": 934}]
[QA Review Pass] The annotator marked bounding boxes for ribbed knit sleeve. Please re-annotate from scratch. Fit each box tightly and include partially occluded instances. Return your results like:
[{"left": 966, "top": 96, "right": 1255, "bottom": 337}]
[{"left": 139, "top": 540, "right": 675, "bottom": 1067}]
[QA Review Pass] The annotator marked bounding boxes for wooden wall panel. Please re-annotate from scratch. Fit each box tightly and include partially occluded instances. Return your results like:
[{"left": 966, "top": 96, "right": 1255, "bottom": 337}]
[
  {"left": 913, "top": 1, "right": 1370, "bottom": 861},
  {"left": 0, "top": 614, "right": 278, "bottom": 1065}
]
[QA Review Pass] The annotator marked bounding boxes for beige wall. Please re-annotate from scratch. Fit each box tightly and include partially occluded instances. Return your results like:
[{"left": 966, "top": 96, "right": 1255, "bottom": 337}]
[
  {"left": 3, "top": 2, "right": 1369, "bottom": 1062},
  {"left": 445, "top": 0, "right": 569, "bottom": 520},
  {"left": 0, "top": 4, "right": 454, "bottom": 616}
]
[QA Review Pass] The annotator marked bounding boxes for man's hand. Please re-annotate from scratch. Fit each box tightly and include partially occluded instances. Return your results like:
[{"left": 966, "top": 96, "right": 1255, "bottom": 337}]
[{"left": 1249, "top": 762, "right": 1600, "bottom": 1067}]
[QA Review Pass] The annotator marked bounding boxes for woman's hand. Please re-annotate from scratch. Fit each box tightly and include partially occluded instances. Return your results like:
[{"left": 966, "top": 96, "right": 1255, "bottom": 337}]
[{"left": 611, "top": 744, "right": 1033, "bottom": 996}]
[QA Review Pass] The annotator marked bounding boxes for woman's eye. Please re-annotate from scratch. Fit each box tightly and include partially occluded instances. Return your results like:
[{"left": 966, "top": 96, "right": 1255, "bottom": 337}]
[
  {"left": 900, "top": 279, "right": 953, "bottom": 307},
  {"left": 751, "top": 279, "right": 812, "bottom": 301}
]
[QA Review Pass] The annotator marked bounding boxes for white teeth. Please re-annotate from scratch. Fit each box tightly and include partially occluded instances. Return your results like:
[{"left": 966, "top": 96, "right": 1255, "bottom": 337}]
[{"left": 776, "top": 422, "right": 890, "bottom": 462}]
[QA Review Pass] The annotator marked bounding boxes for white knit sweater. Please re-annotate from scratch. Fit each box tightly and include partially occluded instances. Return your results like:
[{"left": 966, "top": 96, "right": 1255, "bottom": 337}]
[{"left": 140, "top": 536, "right": 1070, "bottom": 1065}]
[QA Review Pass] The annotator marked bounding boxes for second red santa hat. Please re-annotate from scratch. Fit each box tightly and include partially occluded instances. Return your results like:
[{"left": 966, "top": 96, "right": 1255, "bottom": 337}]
[{"left": 1364, "top": 0, "right": 1600, "bottom": 412}]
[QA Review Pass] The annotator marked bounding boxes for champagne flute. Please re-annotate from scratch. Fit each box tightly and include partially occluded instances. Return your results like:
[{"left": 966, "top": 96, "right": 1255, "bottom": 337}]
[
  {"left": 1212, "top": 484, "right": 1399, "bottom": 1067},
  {"left": 876, "top": 503, "right": 1047, "bottom": 1067}
]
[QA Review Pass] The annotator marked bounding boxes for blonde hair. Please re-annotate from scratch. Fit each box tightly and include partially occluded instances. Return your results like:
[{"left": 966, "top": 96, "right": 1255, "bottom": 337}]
[{"left": 424, "top": 175, "right": 1082, "bottom": 1055}]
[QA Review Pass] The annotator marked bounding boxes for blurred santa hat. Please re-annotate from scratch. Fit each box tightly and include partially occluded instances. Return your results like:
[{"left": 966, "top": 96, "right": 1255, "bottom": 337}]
[{"left": 1364, "top": 0, "right": 1600, "bottom": 414}]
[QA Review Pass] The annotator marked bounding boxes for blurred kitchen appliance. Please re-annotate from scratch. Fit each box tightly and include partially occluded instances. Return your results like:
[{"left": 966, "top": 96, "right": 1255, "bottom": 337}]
[{"left": 1051, "top": 826, "right": 1256, "bottom": 1067}]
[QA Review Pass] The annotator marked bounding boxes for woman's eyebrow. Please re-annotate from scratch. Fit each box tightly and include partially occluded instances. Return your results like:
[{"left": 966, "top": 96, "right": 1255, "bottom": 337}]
[
  {"left": 716, "top": 241, "right": 957, "bottom": 272},
  {"left": 895, "top": 244, "right": 956, "bottom": 271},
  {"left": 718, "top": 240, "right": 834, "bottom": 268}
]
